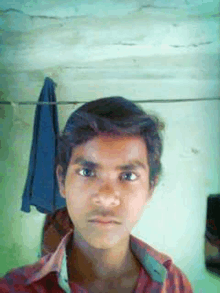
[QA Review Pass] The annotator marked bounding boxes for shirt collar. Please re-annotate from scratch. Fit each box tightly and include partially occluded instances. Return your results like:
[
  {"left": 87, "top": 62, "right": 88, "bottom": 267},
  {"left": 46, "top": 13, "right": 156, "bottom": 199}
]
[
  {"left": 26, "top": 230, "right": 73, "bottom": 287},
  {"left": 27, "top": 231, "right": 170, "bottom": 292},
  {"left": 130, "top": 234, "right": 169, "bottom": 283}
]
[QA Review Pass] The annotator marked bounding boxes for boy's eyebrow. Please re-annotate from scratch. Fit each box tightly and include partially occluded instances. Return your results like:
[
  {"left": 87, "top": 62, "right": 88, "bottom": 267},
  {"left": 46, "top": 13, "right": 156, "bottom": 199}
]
[
  {"left": 72, "top": 157, "right": 100, "bottom": 169},
  {"left": 72, "top": 157, "right": 147, "bottom": 170},
  {"left": 116, "top": 160, "right": 147, "bottom": 171}
]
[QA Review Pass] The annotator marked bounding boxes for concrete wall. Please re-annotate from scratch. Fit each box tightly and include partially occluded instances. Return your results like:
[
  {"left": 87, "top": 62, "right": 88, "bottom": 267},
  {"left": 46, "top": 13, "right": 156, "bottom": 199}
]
[{"left": 0, "top": 0, "right": 220, "bottom": 291}]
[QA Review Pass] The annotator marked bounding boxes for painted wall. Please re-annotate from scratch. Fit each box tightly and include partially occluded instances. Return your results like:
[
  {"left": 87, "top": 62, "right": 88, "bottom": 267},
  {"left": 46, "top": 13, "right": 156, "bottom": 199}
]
[{"left": 0, "top": 0, "right": 220, "bottom": 291}]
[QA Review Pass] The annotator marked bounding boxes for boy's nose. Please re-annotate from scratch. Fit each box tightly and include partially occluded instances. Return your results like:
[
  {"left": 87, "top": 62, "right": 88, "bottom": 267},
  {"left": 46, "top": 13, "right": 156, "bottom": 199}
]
[{"left": 92, "top": 182, "right": 120, "bottom": 207}]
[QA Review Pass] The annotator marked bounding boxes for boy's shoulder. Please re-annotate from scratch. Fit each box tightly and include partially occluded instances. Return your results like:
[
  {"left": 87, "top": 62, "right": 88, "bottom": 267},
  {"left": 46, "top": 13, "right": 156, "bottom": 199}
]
[
  {"left": 130, "top": 234, "right": 193, "bottom": 291},
  {"left": 0, "top": 254, "right": 52, "bottom": 292}
]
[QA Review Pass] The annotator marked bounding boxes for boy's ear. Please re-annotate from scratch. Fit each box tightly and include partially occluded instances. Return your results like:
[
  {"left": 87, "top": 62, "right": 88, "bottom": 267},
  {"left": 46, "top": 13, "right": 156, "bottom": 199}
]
[
  {"left": 56, "top": 165, "right": 66, "bottom": 198},
  {"left": 145, "top": 176, "right": 158, "bottom": 204},
  {"left": 150, "top": 176, "right": 158, "bottom": 192}
]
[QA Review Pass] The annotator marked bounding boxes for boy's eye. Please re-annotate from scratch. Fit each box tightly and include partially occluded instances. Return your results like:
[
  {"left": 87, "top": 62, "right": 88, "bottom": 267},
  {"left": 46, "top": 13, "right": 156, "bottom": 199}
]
[
  {"left": 78, "top": 168, "right": 95, "bottom": 177},
  {"left": 121, "top": 172, "right": 138, "bottom": 181}
]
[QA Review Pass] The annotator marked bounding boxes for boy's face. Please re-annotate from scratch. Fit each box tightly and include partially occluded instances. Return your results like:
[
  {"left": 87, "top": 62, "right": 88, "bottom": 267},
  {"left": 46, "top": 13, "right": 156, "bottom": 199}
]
[{"left": 57, "top": 135, "right": 153, "bottom": 249}]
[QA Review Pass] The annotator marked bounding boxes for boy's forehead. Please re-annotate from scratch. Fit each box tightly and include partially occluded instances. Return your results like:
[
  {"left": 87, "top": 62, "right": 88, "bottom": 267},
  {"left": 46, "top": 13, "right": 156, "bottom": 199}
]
[{"left": 69, "top": 135, "right": 149, "bottom": 168}]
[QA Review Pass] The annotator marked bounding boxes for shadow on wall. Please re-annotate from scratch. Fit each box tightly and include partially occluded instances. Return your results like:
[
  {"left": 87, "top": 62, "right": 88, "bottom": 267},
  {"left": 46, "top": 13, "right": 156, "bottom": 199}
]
[{"left": 205, "top": 194, "right": 220, "bottom": 277}]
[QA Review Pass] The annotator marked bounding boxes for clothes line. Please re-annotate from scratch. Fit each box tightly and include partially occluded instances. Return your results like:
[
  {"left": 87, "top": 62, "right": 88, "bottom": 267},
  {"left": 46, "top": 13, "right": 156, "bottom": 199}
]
[{"left": 0, "top": 97, "right": 220, "bottom": 105}]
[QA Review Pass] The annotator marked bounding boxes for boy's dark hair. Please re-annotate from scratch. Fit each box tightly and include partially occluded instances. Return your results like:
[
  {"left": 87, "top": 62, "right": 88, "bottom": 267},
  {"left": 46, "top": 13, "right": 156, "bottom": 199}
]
[{"left": 56, "top": 96, "right": 164, "bottom": 188}]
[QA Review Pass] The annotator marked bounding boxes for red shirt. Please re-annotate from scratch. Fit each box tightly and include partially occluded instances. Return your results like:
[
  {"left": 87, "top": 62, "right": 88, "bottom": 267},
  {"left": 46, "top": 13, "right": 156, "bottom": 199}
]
[{"left": 0, "top": 230, "right": 193, "bottom": 292}]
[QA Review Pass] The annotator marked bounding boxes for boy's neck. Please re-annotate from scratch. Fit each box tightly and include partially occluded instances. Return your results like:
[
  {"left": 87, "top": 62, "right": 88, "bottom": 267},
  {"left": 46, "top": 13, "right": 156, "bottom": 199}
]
[{"left": 67, "top": 232, "right": 141, "bottom": 284}]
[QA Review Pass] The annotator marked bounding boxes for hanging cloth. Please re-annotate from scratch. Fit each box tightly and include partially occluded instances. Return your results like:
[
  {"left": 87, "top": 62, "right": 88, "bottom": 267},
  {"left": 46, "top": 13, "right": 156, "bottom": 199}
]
[{"left": 21, "top": 77, "right": 66, "bottom": 213}]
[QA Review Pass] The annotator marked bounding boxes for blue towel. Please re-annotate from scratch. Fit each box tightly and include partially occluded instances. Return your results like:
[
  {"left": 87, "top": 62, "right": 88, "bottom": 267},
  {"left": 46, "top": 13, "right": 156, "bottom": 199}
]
[{"left": 21, "top": 77, "right": 66, "bottom": 213}]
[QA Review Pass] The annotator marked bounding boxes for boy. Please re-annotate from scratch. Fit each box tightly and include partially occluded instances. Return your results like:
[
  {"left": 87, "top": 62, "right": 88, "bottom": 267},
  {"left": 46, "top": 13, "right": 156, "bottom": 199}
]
[{"left": 0, "top": 97, "right": 193, "bottom": 292}]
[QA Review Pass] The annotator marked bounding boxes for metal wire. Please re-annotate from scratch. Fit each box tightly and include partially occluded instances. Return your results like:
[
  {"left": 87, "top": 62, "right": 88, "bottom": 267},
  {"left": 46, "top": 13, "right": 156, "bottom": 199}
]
[{"left": 0, "top": 97, "right": 220, "bottom": 105}]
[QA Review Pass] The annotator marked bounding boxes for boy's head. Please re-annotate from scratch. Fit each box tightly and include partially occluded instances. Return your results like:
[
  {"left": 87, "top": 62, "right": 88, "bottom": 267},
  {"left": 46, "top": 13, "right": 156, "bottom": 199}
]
[
  {"left": 56, "top": 96, "right": 164, "bottom": 189},
  {"left": 55, "top": 97, "right": 165, "bottom": 249}
]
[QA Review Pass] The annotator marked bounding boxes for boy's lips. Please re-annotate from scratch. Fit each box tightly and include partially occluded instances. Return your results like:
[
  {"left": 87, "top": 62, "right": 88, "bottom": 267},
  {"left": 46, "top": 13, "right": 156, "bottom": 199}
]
[{"left": 88, "top": 217, "right": 121, "bottom": 224}]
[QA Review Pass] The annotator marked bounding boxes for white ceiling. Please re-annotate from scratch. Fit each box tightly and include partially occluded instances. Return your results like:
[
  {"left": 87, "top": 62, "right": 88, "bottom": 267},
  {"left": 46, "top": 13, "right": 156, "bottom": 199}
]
[{"left": 0, "top": 0, "right": 219, "bottom": 103}]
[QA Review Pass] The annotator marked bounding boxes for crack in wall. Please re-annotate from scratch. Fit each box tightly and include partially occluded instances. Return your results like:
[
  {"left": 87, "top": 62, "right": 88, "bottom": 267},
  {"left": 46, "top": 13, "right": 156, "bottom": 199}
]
[
  {"left": 139, "top": 5, "right": 179, "bottom": 10},
  {"left": 170, "top": 41, "right": 213, "bottom": 48},
  {"left": 0, "top": 8, "right": 87, "bottom": 20},
  {"left": 1, "top": 8, "right": 25, "bottom": 14},
  {"left": 108, "top": 41, "right": 213, "bottom": 48},
  {"left": 1, "top": 6, "right": 219, "bottom": 20},
  {"left": 211, "top": 13, "right": 220, "bottom": 17},
  {"left": 113, "top": 42, "right": 136, "bottom": 46}
]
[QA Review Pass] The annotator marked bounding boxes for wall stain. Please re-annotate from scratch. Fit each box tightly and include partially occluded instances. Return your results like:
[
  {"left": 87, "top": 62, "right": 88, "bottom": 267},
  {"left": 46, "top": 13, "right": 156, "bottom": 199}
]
[
  {"left": 191, "top": 148, "right": 199, "bottom": 154},
  {"left": 0, "top": 106, "right": 6, "bottom": 119}
]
